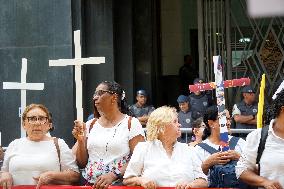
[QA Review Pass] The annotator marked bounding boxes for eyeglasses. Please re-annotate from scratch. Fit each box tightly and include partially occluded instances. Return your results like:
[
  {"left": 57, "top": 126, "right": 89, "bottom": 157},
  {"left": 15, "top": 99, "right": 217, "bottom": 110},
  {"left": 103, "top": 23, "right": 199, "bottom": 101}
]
[
  {"left": 26, "top": 116, "right": 49, "bottom": 125},
  {"left": 93, "top": 90, "right": 115, "bottom": 98}
]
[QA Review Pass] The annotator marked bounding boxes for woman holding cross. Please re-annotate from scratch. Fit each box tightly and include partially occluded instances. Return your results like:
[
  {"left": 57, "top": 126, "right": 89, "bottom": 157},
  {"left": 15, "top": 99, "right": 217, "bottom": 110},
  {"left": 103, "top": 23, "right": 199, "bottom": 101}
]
[{"left": 72, "top": 81, "right": 145, "bottom": 188}]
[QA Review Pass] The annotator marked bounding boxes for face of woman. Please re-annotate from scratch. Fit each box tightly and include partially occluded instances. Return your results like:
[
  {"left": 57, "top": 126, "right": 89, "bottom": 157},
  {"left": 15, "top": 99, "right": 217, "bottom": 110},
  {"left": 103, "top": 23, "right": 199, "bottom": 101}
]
[
  {"left": 209, "top": 117, "right": 220, "bottom": 134},
  {"left": 23, "top": 107, "right": 51, "bottom": 141},
  {"left": 162, "top": 116, "right": 181, "bottom": 141},
  {"left": 193, "top": 122, "right": 206, "bottom": 139},
  {"left": 93, "top": 84, "right": 116, "bottom": 112},
  {"left": 210, "top": 111, "right": 231, "bottom": 134}
]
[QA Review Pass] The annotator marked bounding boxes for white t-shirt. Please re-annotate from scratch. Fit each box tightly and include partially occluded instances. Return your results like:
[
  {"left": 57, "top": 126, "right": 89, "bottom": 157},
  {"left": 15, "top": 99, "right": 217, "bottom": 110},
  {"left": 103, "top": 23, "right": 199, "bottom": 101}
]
[
  {"left": 124, "top": 140, "right": 207, "bottom": 187},
  {"left": 83, "top": 115, "right": 145, "bottom": 183},
  {"left": 1, "top": 137, "right": 79, "bottom": 185},
  {"left": 192, "top": 135, "right": 246, "bottom": 175},
  {"left": 236, "top": 119, "right": 284, "bottom": 188}
]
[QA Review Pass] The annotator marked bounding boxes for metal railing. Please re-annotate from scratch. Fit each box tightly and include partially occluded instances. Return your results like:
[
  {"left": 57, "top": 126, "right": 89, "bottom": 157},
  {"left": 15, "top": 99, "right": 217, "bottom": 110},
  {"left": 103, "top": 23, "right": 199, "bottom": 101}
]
[
  {"left": 179, "top": 128, "right": 255, "bottom": 143},
  {"left": 1, "top": 129, "right": 255, "bottom": 148}
]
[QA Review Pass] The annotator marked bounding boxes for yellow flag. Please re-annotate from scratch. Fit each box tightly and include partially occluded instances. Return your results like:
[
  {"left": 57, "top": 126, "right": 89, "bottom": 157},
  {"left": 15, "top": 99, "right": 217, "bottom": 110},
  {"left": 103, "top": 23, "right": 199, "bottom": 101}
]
[{"left": 257, "top": 74, "right": 265, "bottom": 128}]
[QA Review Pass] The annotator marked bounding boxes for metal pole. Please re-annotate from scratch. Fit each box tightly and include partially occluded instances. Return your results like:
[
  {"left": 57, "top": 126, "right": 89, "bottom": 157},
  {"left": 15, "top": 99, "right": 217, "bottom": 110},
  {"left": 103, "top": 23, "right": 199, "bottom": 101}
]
[
  {"left": 225, "top": 0, "right": 233, "bottom": 108},
  {"left": 213, "top": 0, "right": 217, "bottom": 56},
  {"left": 197, "top": 0, "right": 205, "bottom": 79}
]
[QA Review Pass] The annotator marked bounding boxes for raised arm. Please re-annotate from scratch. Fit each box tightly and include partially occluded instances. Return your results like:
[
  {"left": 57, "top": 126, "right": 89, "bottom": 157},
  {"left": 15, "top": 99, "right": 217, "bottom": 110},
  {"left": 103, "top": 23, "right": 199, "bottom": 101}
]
[{"left": 72, "top": 120, "right": 88, "bottom": 168}]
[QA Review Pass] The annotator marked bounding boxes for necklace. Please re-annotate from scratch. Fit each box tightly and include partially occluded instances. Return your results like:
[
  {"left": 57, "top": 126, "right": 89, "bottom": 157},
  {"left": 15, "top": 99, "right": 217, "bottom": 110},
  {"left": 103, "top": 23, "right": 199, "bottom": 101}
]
[{"left": 96, "top": 121, "right": 123, "bottom": 161}]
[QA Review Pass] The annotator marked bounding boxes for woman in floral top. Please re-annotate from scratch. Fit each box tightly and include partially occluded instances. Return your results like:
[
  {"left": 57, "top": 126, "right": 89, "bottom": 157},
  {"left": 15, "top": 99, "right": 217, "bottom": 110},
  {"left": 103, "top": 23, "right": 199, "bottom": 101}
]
[{"left": 72, "top": 81, "right": 145, "bottom": 188}]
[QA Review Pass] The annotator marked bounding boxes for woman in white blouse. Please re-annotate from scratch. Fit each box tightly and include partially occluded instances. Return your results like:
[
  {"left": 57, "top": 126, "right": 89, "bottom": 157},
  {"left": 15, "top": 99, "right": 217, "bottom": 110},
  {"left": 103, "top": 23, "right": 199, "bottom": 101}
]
[
  {"left": 236, "top": 89, "right": 284, "bottom": 188},
  {"left": 72, "top": 81, "right": 145, "bottom": 188},
  {"left": 192, "top": 107, "right": 246, "bottom": 187},
  {"left": 0, "top": 104, "right": 80, "bottom": 188},
  {"left": 123, "top": 106, "right": 208, "bottom": 188},
  {"left": 194, "top": 107, "right": 245, "bottom": 173}
]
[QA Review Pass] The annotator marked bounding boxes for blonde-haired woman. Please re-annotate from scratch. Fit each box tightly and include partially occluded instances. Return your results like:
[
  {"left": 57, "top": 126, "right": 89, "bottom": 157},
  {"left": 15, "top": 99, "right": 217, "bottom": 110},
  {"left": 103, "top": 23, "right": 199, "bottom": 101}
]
[{"left": 123, "top": 106, "right": 208, "bottom": 189}]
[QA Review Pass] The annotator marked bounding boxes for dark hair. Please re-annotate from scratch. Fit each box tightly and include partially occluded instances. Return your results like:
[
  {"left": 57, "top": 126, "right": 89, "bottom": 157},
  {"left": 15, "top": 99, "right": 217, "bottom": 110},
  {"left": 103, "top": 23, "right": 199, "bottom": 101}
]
[
  {"left": 92, "top": 81, "right": 129, "bottom": 116},
  {"left": 202, "top": 106, "right": 218, "bottom": 140},
  {"left": 192, "top": 117, "right": 204, "bottom": 129},
  {"left": 184, "top": 54, "right": 192, "bottom": 62},
  {"left": 267, "top": 89, "right": 284, "bottom": 122},
  {"left": 191, "top": 117, "right": 204, "bottom": 141},
  {"left": 49, "top": 112, "right": 54, "bottom": 131}
]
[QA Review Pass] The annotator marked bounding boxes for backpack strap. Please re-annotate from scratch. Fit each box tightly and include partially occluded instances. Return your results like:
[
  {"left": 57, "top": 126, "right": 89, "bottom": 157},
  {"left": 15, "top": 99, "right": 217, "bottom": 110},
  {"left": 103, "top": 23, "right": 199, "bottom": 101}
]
[
  {"left": 53, "top": 137, "right": 61, "bottom": 171},
  {"left": 229, "top": 136, "right": 240, "bottom": 150},
  {"left": 197, "top": 143, "right": 219, "bottom": 154},
  {"left": 89, "top": 118, "right": 98, "bottom": 133},
  {"left": 256, "top": 126, "right": 269, "bottom": 174},
  {"left": 128, "top": 116, "right": 132, "bottom": 131}
]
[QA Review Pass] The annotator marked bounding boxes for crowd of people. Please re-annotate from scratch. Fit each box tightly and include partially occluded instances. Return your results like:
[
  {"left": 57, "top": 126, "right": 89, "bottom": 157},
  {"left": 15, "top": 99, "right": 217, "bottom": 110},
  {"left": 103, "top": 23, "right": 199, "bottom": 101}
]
[{"left": 0, "top": 79, "right": 283, "bottom": 189}]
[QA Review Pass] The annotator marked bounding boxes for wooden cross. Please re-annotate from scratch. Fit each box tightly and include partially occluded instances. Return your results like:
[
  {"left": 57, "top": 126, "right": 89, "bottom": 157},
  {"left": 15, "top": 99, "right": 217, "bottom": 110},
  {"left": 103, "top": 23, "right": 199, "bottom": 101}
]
[
  {"left": 49, "top": 30, "right": 105, "bottom": 121},
  {"left": 189, "top": 56, "right": 250, "bottom": 151},
  {"left": 3, "top": 58, "right": 45, "bottom": 137}
]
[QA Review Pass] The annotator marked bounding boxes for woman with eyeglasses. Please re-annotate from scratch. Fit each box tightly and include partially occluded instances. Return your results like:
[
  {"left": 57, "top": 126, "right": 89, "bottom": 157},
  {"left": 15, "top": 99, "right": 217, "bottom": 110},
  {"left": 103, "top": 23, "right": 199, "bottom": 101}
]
[
  {"left": 72, "top": 81, "right": 145, "bottom": 188},
  {"left": 188, "top": 117, "right": 206, "bottom": 147},
  {"left": 0, "top": 104, "right": 80, "bottom": 188}
]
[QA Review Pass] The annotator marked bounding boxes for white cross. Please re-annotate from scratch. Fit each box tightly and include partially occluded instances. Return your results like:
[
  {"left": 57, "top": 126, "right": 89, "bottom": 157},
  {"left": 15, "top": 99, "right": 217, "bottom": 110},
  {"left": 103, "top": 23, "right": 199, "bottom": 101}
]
[
  {"left": 3, "top": 58, "right": 45, "bottom": 137},
  {"left": 49, "top": 30, "right": 105, "bottom": 121}
]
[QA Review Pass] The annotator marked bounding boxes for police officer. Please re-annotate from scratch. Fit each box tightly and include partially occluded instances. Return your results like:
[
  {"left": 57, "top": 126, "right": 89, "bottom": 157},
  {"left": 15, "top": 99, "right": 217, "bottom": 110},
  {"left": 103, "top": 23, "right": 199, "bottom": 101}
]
[
  {"left": 177, "top": 95, "right": 193, "bottom": 143},
  {"left": 177, "top": 95, "right": 193, "bottom": 128},
  {"left": 129, "top": 89, "right": 155, "bottom": 127},
  {"left": 189, "top": 78, "right": 213, "bottom": 117},
  {"left": 232, "top": 86, "right": 258, "bottom": 129}
]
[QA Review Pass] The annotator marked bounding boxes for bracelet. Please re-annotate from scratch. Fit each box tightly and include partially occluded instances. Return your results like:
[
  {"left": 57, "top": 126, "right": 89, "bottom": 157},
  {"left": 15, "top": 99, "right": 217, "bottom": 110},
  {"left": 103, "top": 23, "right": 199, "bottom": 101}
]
[{"left": 111, "top": 168, "right": 123, "bottom": 180}]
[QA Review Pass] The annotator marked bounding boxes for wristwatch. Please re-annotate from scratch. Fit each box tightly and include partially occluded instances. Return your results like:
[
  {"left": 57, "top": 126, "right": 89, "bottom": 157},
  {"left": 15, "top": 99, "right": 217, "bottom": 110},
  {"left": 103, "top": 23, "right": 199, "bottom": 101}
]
[{"left": 112, "top": 168, "right": 123, "bottom": 180}]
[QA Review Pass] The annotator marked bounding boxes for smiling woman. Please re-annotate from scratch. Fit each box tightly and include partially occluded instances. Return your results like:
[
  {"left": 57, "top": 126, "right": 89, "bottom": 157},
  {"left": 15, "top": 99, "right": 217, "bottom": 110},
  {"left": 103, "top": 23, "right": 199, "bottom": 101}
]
[{"left": 0, "top": 104, "right": 80, "bottom": 188}]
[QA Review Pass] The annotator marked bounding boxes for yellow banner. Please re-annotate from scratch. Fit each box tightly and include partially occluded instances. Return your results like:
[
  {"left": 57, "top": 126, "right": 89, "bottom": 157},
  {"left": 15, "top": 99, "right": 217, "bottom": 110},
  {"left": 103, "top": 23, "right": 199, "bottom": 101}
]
[{"left": 257, "top": 74, "right": 265, "bottom": 128}]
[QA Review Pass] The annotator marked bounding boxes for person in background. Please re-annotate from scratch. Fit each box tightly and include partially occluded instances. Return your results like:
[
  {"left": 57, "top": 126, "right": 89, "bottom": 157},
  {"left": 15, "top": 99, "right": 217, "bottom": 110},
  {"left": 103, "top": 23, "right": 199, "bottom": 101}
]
[
  {"left": 188, "top": 117, "right": 206, "bottom": 147},
  {"left": 236, "top": 88, "right": 284, "bottom": 188},
  {"left": 129, "top": 90, "right": 155, "bottom": 127},
  {"left": 0, "top": 104, "right": 79, "bottom": 188},
  {"left": 232, "top": 85, "right": 258, "bottom": 130},
  {"left": 123, "top": 106, "right": 208, "bottom": 188},
  {"left": 179, "top": 55, "right": 197, "bottom": 95},
  {"left": 177, "top": 95, "right": 193, "bottom": 143},
  {"left": 189, "top": 78, "right": 214, "bottom": 117},
  {"left": 72, "top": 81, "right": 145, "bottom": 188}
]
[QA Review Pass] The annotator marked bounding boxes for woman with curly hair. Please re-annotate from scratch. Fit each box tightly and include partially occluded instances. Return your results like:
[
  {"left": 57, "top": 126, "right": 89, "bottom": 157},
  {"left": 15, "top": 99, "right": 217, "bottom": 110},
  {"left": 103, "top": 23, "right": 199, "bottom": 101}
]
[
  {"left": 123, "top": 106, "right": 208, "bottom": 189},
  {"left": 72, "top": 81, "right": 145, "bottom": 188},
  {"left": 236, "top": 88, "right": 284, "bottom": 189}
]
